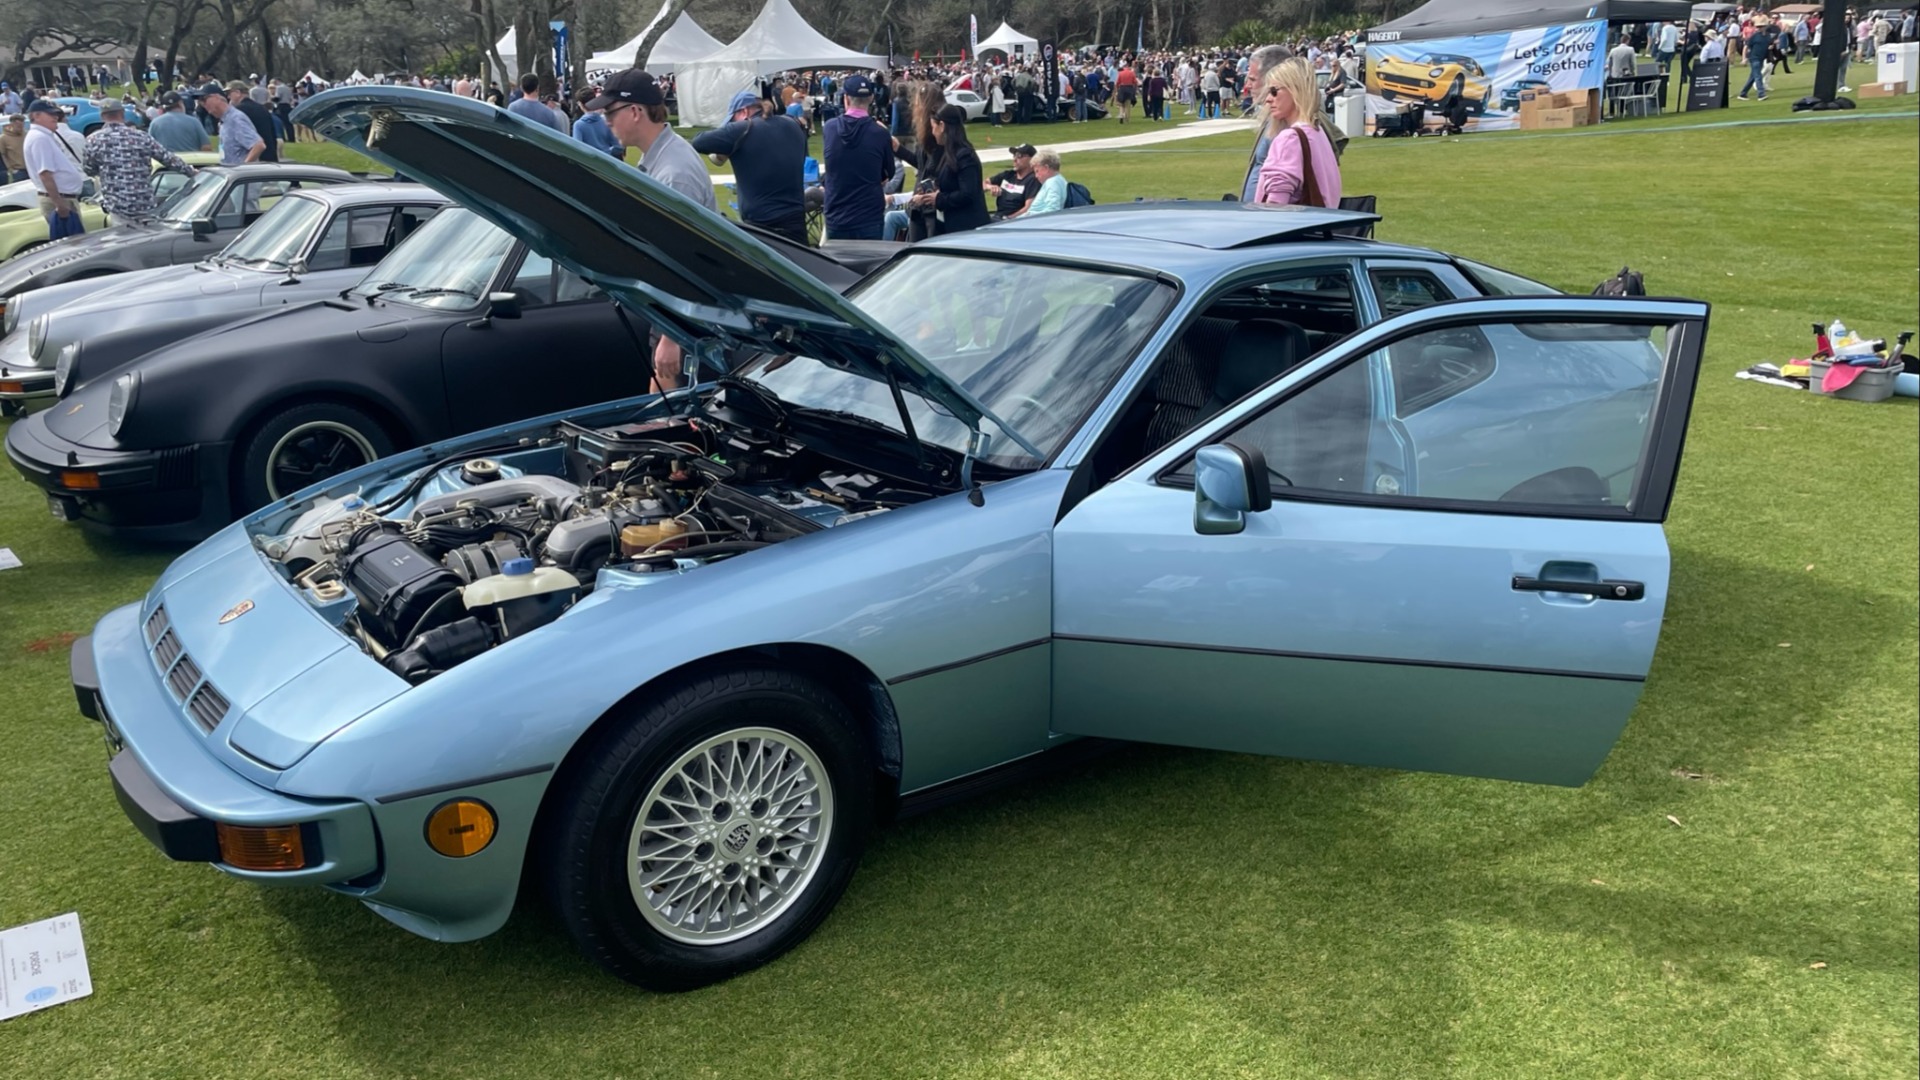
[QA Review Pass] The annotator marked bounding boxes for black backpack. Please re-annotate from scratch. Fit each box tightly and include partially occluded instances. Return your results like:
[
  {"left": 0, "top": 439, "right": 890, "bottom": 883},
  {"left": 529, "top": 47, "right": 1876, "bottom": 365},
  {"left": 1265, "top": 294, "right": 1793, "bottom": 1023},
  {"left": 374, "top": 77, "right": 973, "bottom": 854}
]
[
  {"left": 1065, "top": 181, "right": 1094, "bottom": 208},
  {"left": 1592, "top": 266, "right": 1646, "bottom": 297}
]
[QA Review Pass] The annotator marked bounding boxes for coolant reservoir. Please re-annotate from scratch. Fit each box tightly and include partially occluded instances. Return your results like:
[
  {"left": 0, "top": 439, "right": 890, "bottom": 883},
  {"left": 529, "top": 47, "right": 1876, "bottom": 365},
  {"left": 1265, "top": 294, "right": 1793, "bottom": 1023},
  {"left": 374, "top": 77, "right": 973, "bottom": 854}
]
[
  {"left": 462, "top": 558, "right": 578, "bottom": 608},
  {"left": 462, "top": 558, "right": 579, "bottom": 640},
  {"left": 620, "top": 517, "right": 687, "bottom": 556}
]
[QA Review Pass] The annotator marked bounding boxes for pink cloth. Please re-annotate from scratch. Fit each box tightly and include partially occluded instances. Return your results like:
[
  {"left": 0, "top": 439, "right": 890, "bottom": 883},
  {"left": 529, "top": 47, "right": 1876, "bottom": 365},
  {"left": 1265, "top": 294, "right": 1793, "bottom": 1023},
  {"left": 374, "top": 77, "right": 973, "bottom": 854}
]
[{"left": 1254, "top": 122, "right": 1342, "bottom": 208}]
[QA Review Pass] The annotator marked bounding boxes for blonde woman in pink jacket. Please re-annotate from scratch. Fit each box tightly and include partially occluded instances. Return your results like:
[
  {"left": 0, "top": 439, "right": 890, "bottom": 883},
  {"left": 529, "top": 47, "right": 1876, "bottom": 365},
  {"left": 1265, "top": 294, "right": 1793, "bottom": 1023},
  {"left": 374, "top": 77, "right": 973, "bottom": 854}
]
[{"left": 1254, "top": 58, "right": 1342, "bottom": 208}]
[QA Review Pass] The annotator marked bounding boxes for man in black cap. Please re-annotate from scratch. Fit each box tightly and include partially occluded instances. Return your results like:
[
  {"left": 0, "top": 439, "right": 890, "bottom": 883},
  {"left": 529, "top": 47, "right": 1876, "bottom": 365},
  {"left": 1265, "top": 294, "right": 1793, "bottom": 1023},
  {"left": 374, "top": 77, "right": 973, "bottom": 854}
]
[
  {"left": 148, "top": 91, "right": 210, "bottom": 152},
  {"left": 985, "top": 143, "right": 1040, "bottom": 220},
  {"left": 589, "top": 69, "right": 713, "bottom": 211},
  {"left": 692, "top": 88, "right": 808, "bottom": 245},
  {"left": 819, "top": 74, "right": 894, "bottom": 241},
  {"left": 22, "top": 99, "right": 87, "bottom": 239},
  {"left": 588, "top": 69, "right": 716, "bottom": 393}
]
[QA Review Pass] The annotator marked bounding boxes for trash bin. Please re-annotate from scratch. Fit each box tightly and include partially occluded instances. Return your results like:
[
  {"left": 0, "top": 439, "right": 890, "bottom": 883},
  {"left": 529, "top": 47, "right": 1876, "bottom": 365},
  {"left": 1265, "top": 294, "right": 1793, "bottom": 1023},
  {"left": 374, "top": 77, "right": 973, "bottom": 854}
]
[
  {"left": 1878, "top": 42, "right": 1918, "bottom": 92},
  {"left": 1332, "top": 91, "right": 1365, "bottom": 141}
]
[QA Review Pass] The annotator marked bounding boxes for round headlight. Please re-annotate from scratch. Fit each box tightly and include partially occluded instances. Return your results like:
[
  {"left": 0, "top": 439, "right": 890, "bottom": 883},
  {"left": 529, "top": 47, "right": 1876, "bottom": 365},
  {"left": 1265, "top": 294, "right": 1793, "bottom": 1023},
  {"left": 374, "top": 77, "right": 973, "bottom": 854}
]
[
  {"left": 54, "top": 342, "right": 79, "bottom": 397},
  {"left": 2, "top": 298, "right": 18, "bottom": 337},
  {"left": 1429, "top": 67, "right": 1448, "bottom": 78},
  {"left": 27, "top": 314, "right": 47, "bottom": 359},
  {"left": 107, "top": 371, "right": 139, "bottom": 437}
]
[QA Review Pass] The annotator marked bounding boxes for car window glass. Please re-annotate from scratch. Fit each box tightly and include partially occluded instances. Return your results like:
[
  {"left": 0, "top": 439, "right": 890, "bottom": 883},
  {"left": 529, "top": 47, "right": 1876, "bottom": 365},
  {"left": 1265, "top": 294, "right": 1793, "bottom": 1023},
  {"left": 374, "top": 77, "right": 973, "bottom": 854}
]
[
  {"left": 217, "top": 180, "right": 291, "bottom": 227},
  {"left": 509, "top": 250, "right": 555, "bottom": 306},
  {"left": 1453, "top": 257, "right": 1558, "bottom": 297},
  {"left": 554, "top": 266, "right": 606, "bottom": 304},
  {"left": 223, "top": 195, "right": 326, "bottom": 267},
  {"left": 1174, "top": 319, "right": 1673, "bottom": 513},
  {"left": 309, "top": 208, "right": 399, "bottom": 271},
  {"left": 356, "top": 208, "right": 514, "bottom": 310},
  {"left": 1369, "top": 268, "right": 1452, "bottom": 318}
]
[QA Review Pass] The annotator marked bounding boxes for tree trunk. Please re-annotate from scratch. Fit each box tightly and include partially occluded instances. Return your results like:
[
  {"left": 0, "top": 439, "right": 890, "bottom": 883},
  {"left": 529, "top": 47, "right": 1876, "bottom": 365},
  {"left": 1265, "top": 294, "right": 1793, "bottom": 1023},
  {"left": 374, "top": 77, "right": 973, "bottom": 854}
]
[{"left": 629, "top": 0, "right": 694, "bottom": 70}]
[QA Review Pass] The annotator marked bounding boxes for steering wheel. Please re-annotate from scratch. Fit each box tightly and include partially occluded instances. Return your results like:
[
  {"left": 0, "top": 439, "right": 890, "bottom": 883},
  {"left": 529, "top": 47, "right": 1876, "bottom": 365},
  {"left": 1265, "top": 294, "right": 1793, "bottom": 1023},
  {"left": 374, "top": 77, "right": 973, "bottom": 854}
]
[{"left": 1004, "top": 394, "right": 1066, "bottom": 435}]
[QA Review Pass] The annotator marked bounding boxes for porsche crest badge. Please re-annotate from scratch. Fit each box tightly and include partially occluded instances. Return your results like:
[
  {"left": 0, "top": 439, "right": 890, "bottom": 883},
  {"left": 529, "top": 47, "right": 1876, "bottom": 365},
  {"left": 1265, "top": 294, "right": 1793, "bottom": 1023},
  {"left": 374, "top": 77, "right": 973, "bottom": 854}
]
[{"left": 218, "top": 599, "right": 255, "bottom": 625}]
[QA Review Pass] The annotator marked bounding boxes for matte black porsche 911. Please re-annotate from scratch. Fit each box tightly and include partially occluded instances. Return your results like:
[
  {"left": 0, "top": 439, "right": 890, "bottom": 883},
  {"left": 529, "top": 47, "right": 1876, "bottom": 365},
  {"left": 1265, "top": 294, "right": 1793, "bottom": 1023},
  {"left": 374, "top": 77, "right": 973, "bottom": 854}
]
[{"left": 5, "top": 205, "right": 877, "bottom": 541}]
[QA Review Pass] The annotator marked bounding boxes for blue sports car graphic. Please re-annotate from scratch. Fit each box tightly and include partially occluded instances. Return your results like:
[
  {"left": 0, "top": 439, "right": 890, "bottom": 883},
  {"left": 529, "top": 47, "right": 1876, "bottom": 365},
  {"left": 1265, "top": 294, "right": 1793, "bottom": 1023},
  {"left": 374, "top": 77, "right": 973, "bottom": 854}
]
[{"left": 68, "top": 87, "right": 1710, "bottom": 991}]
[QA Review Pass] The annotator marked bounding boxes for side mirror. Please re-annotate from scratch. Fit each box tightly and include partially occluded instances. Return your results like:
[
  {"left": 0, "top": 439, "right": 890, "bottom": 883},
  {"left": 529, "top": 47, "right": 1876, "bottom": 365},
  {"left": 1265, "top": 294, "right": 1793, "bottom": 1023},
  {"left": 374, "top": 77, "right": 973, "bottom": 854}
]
[
  {"left": 278, "top": 257, "right": 307, "bottom": 283},
  {"left": 190, "top": 217, "right": 216, "bottom": 238},
  {"left": 1193, "top": 442, "right": 1273, "bottom": 536},
  {"left": 485, "top": 291, "right": 522, "bottom": 319}
]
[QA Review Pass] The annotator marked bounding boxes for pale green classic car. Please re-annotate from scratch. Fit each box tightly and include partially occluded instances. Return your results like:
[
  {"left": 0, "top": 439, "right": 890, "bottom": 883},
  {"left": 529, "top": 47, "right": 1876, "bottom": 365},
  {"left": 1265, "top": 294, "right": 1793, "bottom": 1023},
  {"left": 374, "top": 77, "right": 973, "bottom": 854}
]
[{"left": 0, "top": 151, "right": 219, "bottom": 263}]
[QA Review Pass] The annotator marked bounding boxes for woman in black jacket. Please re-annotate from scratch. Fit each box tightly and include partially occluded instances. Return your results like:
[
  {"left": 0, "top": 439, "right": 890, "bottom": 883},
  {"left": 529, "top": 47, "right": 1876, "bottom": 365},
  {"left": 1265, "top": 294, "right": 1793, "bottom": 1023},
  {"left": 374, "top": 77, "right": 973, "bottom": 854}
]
[{"left": 908, "top": 104, "right": 989, "bottom": 235}]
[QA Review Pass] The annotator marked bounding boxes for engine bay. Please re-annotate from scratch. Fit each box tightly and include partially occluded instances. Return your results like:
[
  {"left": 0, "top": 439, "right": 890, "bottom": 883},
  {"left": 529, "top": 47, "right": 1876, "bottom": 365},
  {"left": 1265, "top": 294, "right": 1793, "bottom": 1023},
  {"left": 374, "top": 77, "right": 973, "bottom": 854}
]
[{"left": 255, "top": 415, "right": 936, "bottom": 684}]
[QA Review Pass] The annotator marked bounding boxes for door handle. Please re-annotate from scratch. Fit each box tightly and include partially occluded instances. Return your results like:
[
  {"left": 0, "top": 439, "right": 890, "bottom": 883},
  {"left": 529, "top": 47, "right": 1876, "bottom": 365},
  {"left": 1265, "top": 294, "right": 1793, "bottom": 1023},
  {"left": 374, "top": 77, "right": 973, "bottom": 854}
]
[{"left": 1512, "top": 575, "right": 1644, "bottom": 601}]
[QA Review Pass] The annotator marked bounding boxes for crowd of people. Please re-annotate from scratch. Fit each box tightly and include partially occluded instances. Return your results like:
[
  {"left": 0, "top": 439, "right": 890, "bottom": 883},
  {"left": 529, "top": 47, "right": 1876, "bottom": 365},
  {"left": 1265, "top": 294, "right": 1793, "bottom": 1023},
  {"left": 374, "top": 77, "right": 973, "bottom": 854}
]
[{"left": 12, "top": 3, "right": 1900, "bottom": 261}]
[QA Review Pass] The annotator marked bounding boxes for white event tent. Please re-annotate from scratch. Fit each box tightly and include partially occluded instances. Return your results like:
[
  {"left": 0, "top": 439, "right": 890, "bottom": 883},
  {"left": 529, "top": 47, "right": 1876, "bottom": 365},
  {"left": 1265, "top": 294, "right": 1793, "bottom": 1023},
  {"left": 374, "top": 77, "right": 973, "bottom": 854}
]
[
  {"left": 975, "top": 21, "right": 1040, "bottom": 59},
  {"left": 676, "top": 0, "right": 885, "bottom": 126},
  {"left": 492, "top": 27, "right": 519, "bottom": 86},
  {"left": 587, "top": 11, "right": 726, "bottom": 75}
]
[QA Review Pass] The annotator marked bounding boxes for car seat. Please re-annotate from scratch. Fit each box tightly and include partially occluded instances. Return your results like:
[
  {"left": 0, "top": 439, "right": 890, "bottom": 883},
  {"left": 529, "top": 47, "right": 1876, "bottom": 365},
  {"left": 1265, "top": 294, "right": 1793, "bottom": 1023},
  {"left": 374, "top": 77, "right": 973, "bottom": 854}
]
[{"left": 1499, "top": 466, "right": 1613, "bottom": 506}]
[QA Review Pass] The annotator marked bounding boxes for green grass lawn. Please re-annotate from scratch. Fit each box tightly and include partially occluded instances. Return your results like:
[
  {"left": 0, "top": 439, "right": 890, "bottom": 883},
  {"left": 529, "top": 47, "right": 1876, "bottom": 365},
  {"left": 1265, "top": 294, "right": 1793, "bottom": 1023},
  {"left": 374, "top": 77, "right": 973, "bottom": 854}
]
[{"left": 3, "top": 67, "right": 1915, "bottom": 1078}]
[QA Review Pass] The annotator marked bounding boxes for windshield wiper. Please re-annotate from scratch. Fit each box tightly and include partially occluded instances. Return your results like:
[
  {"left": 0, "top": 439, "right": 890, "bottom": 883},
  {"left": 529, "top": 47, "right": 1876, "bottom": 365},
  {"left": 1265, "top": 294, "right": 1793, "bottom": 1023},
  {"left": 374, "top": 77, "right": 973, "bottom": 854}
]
[
  {"left": 393, "top": 287, "right": 480, "bottom": 301},
  {"left": 790, "top": 406, "right": 906, "bottom": 436}
]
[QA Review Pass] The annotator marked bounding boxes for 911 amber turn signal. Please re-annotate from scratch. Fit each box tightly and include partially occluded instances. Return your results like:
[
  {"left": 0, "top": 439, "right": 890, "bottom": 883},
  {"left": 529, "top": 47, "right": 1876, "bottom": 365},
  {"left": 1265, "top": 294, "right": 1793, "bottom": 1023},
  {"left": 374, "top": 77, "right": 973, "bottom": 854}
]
[
  {"left": 425, "top": 799, "right": 497, "bottom": 858},
  {"left": 215, "top": 823, "right": 307, "bottom": 871}
]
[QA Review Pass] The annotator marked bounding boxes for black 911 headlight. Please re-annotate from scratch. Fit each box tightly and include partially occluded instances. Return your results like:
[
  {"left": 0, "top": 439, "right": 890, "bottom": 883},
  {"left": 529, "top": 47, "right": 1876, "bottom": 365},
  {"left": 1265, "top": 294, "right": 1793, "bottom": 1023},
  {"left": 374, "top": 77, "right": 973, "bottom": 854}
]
[
  {"left": 108, "top": 371, "right": 139, "bottom": 438},
  {"left": 55, "top": 342, "right": 80, "bottom": 397}
]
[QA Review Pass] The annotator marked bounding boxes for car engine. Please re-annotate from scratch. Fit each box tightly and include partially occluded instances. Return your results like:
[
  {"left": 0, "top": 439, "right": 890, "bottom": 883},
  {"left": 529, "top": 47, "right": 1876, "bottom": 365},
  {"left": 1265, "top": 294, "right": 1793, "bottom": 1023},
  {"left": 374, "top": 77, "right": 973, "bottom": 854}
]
[{"left": 256, "top": 416, "right": 929, "bottom": 684}]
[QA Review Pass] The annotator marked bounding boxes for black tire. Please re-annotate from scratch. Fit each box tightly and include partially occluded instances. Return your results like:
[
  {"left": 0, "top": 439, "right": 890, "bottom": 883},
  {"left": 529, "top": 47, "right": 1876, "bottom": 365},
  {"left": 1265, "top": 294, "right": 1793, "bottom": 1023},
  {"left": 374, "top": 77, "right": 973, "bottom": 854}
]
[
  {"left": 235, "top": 400, "right": 393, "bottom": 512},
  {"left": 544, "top": 666, "right": 873, "bottom": 991}
]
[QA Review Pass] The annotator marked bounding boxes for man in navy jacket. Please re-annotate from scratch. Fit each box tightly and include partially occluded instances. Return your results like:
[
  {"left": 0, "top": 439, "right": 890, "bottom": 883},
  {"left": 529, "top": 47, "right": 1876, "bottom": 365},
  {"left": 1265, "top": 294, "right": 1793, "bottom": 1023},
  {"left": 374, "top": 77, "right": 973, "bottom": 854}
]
[{"left": 820, "top": 75, "right": 895, "bottom": 241}]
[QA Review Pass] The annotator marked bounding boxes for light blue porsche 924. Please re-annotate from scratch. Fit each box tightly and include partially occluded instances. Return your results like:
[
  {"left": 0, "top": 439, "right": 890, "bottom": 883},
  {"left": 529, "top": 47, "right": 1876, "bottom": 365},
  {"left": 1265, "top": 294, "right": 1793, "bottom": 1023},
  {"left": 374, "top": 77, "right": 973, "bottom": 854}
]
[{"left": 70, "top": 87, "right": 1709, "bottom": 990}]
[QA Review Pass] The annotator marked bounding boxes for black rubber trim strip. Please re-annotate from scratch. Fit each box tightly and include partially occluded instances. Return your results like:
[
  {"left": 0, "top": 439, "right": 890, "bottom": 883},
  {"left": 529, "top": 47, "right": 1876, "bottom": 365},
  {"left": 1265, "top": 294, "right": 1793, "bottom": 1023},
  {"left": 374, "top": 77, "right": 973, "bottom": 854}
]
[
  {"left": 375, "top": 763, "right": 554, "bottom": 804},
  {"left": 1052, "top": 633, "right": 1646, "bottom": 683},
  {"left": 895, "top": 738, "right": 1126, "bottom": 819},
  {"left": 885, "top": 637, "right": 1051, "bottom": 686}
]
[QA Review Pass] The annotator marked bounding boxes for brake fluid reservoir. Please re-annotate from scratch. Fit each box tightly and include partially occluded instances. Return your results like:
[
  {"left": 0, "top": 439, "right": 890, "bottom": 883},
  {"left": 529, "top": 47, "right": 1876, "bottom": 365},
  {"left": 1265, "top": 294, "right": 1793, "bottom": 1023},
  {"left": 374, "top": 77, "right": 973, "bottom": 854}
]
[{"left": 620, "top": 517, "right": 687, "bottom": 556}]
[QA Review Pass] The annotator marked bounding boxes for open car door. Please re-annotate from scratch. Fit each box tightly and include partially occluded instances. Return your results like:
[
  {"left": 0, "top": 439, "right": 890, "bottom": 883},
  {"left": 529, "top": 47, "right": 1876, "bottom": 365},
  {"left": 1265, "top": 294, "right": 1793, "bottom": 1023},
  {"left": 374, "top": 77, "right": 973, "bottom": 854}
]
[{"left": 1050, "top": 296, "right": 1708, "bottom": 786}]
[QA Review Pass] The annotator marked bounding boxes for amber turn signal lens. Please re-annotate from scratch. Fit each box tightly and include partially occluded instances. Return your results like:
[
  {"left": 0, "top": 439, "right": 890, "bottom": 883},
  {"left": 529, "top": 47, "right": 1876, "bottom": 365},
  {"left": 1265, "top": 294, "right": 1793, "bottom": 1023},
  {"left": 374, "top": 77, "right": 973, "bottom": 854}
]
[
  {"left": 216, "top": 823, "right": 308, "bottom": 871},
  {"left": 57, "top": 469, "right": 101, "bottom": 490},
  {"left": 425, "top": 799, "right": 497, "bottom": 858},
  {"left": 0, "top": 380, "right": 24, "bottom": 394}
]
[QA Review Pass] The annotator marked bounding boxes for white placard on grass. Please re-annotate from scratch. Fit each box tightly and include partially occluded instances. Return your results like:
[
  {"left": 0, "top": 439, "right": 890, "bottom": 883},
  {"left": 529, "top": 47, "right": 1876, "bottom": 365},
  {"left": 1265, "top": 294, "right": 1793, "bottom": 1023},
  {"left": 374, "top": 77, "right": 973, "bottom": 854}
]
[{"left": 0, "top": 912, "right": 93, "bottom": 1021}]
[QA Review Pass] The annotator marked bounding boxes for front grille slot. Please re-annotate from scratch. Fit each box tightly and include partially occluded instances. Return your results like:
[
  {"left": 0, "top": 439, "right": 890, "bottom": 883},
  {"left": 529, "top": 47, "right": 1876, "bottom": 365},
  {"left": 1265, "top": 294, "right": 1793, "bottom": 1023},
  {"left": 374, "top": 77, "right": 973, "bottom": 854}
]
[
  {"left": 164, "top": 654, "right": 203, "bottom": 701},
  {"left": 146, "top": 605, "right": 230, "bottom": 734},
  {"left": 145, "top": 605, "right": 170, "bottom": 645},
  {"left": 153, "top": 628, "right": 182, "bottom": 671},
  {"left": 186, "top": 685, "right": 229, "bottom": 733},
  {"left": 153, "top": 447, "right": 196, "bottom": 490}
]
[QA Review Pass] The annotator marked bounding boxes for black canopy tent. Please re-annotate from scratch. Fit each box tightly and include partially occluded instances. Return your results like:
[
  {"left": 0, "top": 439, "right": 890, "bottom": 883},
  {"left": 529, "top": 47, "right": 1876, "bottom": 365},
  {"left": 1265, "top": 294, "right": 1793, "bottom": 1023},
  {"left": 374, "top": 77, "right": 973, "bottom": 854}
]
[{"left": 1366, "top": 0, "right": 1695, "bottom": 40}]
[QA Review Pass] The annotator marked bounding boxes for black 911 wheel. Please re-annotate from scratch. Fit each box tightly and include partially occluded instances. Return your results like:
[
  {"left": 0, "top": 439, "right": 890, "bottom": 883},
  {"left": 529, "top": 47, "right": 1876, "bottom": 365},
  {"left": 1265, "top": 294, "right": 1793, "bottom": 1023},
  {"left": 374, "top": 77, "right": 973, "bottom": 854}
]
[
  {"left": 237, "top": 401, "right": 393, "bottom": 511},
  {"left": 545, "top": 666, "right": 873, "bottom": 991}
]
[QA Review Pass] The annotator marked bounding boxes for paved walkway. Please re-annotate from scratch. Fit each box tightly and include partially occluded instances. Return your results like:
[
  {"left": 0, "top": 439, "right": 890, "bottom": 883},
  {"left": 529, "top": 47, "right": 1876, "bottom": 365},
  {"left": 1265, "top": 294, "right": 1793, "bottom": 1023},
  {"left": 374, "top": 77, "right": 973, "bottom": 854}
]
[{"left": 709, "top": 116, "right": 1254, "bottom": 184}]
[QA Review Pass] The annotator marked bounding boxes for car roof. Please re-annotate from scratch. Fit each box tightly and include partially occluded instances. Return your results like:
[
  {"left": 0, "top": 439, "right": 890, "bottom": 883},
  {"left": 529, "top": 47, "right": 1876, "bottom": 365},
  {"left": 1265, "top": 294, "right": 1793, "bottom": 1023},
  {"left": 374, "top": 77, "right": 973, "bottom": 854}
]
[
  {"left": 922, "top": 208, "right": 1454, "bottom": 281},
  {"left": 211, "top": 162, "right": 359, "bottom": 179},
  {"left": 984, "top": 202, "right": 1380, "bottom": 251},
  {"left": 291, "top": 182, "right": 453, "bottom": 208}
]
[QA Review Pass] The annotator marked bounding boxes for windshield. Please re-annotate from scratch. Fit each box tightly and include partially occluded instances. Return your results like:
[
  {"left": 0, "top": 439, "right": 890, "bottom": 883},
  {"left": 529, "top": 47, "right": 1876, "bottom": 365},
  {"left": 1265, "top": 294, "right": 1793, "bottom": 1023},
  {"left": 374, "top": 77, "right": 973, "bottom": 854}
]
[
  {"left": 735, "top": 253, "right": 1175, "bottom": 468},
  {"left": 218, "top": 194, "right": 325, "bottom": 268},
  {"left": 157, "top": 170, "right": 228, "bottom": 224},
  {"left": 353, "top": 208, "right": 514, "bottom": 309}
]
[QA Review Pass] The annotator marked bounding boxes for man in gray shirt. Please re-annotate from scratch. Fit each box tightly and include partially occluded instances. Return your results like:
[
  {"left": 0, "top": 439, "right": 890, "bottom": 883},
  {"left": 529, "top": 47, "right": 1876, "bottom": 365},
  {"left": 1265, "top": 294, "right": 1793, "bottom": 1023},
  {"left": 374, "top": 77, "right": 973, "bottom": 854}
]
[
  {"left": 506, "top": 73, "right": 567, "bottom": 133},
  {"left": 148, "top": 92, "right": 211, "bottom": 152},
  {"left": 204, "top": 89, "right": 263, "bottom": 165},
  {"left": 589, "top": 69, "right": 718, "bottom": 390}
]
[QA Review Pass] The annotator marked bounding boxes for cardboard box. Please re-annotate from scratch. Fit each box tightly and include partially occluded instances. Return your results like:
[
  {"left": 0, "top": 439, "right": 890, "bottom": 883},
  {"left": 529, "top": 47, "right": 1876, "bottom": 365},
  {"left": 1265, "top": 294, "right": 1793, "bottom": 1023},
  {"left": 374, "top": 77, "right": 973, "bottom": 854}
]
[
  {"left": 1545, "top": 90, "right": 1587, "bottom": 110},
  {"left": 1856, "top": 82, "right": 1909, "bottom": 98},
  {"left": 1535, "top": 107, "right": 1578, "bottom": 128}
]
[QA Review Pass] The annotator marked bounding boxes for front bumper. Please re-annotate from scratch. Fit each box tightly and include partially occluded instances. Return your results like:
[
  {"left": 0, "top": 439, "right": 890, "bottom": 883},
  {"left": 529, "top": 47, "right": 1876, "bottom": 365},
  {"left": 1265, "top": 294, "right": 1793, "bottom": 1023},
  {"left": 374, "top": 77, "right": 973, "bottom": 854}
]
[
  {"left": 72, "top": 608, "right": 381, "bottom": 885},
  {"left": 5, "top": 413, "right": 232, "bottom": 539},
  {"left": 0, "top": 367, "right": 54, "bottom": 403}
]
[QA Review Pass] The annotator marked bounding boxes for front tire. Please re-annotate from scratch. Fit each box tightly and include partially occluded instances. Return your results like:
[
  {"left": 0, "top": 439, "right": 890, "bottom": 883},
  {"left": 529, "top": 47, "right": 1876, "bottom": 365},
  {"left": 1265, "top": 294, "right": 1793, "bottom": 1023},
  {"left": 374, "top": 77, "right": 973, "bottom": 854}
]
[
  {"left": 546, "top": 666, "right": 873, "bottom": 991},
  {"left": 235, "top": 400, "right": 392, "bottom": 512}
]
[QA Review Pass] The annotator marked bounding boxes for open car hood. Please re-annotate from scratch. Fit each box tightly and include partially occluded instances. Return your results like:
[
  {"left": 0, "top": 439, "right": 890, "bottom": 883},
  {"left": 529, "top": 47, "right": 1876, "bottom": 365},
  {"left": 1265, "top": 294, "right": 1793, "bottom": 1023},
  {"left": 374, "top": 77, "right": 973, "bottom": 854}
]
[{"left": 294, "top": 85, "right": 987, "bottom": 431}]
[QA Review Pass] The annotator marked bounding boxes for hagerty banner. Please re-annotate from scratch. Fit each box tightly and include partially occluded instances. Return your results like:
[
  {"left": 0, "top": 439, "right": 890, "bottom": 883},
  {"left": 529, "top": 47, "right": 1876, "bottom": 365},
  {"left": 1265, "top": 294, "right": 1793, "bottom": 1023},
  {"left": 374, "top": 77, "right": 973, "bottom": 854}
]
[{"left": 1365, "top": 19, "right": 1605, "bottom": 130}]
